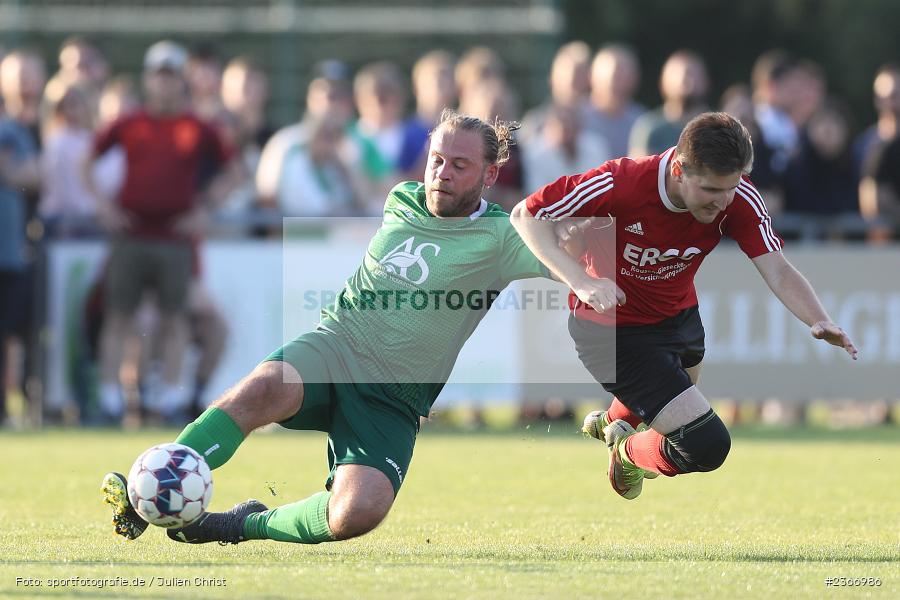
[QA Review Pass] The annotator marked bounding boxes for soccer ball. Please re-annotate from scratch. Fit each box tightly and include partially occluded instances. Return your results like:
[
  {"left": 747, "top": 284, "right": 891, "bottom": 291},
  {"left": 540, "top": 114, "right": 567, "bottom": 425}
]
[{"left": 127, "top": 443, "right": 213, "bottom": 528}]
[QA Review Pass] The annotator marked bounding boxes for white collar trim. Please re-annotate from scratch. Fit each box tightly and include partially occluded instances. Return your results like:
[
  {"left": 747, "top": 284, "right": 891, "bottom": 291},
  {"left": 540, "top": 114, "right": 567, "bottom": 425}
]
[
  {"left": 469, "top": 198, "right": 488, "bottom": 220},
  {"left": 657, "top": 147, "right": 687, "bottom": 213}
]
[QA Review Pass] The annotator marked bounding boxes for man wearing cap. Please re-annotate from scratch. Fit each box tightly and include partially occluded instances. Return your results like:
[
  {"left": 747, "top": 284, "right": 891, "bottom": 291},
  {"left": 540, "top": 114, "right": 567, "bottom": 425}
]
[{"left": 84, "top": 40, "right": 234, "bottom": 424}]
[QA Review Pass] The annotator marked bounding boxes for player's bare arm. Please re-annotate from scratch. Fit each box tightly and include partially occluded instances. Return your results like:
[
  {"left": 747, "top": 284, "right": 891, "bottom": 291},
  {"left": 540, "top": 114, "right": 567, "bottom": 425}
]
[
  {"left": 751, "top": 251, "right": 858, "bottom": 359},
  {"left": 511, "top": 201, "right": 625, "bottom": 313}
]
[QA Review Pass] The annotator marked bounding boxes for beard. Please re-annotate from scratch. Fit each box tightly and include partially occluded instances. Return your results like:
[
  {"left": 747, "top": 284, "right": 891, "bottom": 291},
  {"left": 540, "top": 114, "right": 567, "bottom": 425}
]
[{"left": 425, "top": 181, "right": 484, "bottom": 217}]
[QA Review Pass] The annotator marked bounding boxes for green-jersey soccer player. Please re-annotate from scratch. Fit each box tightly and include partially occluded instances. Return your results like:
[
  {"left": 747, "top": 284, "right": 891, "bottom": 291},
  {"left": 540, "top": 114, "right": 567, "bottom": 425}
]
[{"left": 101, "top": 109, "right": 552, "bottom": 545}]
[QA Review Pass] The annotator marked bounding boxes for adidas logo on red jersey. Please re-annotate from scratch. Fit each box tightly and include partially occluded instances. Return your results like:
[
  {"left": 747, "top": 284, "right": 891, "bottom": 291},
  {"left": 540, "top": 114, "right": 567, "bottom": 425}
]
[{"left": 625, "top": 222, "right": 645, "bottom": 235}]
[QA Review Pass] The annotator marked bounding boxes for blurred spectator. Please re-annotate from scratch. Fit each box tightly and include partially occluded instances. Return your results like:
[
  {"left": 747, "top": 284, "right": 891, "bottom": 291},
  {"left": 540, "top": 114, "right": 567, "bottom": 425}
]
[
  {"left": 350, "top": 61, "right": 428, "bottom": 212},
  {"left": 629, "top": 49, "right": 710, "bottom": 157},
  {"left": 458, "top": 77, "right": 523, "bottom": 210},
  {"left": 860, "top": 131, "right": 900, "bottom": 236},
  {"left": 38, "top": 77, "right": 99, "bottom": 234},
  {"left": 90, "top": 76, "right": 139, "bottom": 204},
  {"left": 858, "top": 64, "right": 900, "bottom": 241},
  {"left": 403, "top": 50, "right": 458, "bottom": 179},
  {"left": 782, "top": 100, "right": 860, "bottom": 231},
  {"left": 752, "top": 50, "right": 803, "bottom": 176},
  {"left": 56, "top": 36, "right": 109, "bottom": 117},
  {"left": 0, "top": 108, "right": 41, "bottom": 425},
  {"left": 221, "top": 56, "right": 273, "bottom": 151},
  {"left": 58, "top": 36, "right": 109, "bottom": 85},
  {"left": 276, "top": 115, "right": 366, "bottom": 216},
  {"left": 412, "top": 50, "right": 458, "bottom": 127},
  {"left": 0, "top": 49, "right": 47, "bottom": 143},
  {"left": 787, "top": 59, "right": 825, "bottom": 129},
  {"left": 306, "top": 60, "right": 355, "bottom": 125},
  {"left": 455, "top": 46, "right": 506, "bottom": 107},
  {"left": 720, "top": 83, "right": 782, "bottom": 212},
  {"left": 584, "top": 43, "right": 645, "bottom": 157},
  {"left": 85, "top": 40, "right": 234, "bottom": 424},
  {"left": 854, "top": 64, "right": 900, "bottom": 174},
  {"left": 521, "top": 41, "right": 593, "bottom": 141},
  {"left": 0, "top": 48, "right": 45, "bottom": 427},
  {"left": 217, "top": 56, "right": 273, "bottom": 219},
  {"left": 522, "top": 102, "right": 611, "bottom": 193},
  {"left": 256, "top": 60, "right": 355, "bottom": 208},
  {"left": 186, "top": 43, "right": 226, "bottom": 123}
]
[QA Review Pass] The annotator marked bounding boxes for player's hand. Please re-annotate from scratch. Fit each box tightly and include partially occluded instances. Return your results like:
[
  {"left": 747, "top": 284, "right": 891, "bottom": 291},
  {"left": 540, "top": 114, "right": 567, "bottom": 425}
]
[
  {"left": 572, "top": 276, "right": 626, "bottom": 314},
  {"left": 97, "top": 203, "right": 131, "bottom": 233},
  {"left": 555, "top": 217, "right": 595, "bottom": 248},
  {"left": 811, "top": 321, "right": 858, "bottom": 360}
]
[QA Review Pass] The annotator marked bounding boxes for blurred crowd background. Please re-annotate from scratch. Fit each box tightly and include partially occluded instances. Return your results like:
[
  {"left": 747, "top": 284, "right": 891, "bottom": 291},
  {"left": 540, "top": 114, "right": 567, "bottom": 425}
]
[{"left": 2, "top": 0, "right": 900, "bottom": 429}]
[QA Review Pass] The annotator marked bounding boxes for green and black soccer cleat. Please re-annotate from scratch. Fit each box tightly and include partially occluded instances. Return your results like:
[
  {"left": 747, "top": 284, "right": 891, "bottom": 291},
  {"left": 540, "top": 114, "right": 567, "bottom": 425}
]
[
  {"left": 582, "top": 410, "right": 611, "bottom": 443},
  {"left": 603, "top": 419, "right": 647, "bottom": 500},
  {"left": 101, "top": 472, "right": 149, "bottom": 540},
  {"left": 167, "top": 499, "right": 267, "bottom": 545},
  {"left": 583, "top": 410, "right": 658, "bottom": 479}
]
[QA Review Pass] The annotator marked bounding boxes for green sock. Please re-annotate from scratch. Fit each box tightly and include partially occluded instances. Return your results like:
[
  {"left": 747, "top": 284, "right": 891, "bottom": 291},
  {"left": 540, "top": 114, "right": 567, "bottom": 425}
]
[
  {"left": 175, "top": 407, "right": 244, "bottom": 470},
  {"left": 243, "top": 491, "right": 334, "bottom": 544}
]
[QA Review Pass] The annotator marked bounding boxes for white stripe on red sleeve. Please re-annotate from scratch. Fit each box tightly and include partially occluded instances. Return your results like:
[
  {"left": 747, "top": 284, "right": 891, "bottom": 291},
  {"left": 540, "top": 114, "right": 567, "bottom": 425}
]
[
  {"left": 736, "top": 181, "right": 782, "bottom": 251},
  {"left": 535, "top": 172, "right": 613, "bottom": 220}
]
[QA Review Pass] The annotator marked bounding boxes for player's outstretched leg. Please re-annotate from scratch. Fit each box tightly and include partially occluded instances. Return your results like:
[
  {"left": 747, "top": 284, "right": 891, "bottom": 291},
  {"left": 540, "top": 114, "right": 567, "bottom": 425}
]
[
  {"left": 602, "top": 419, "right": 646, "bottom": 499},
  {"left": 101, "top": 361, "right": 301, "bottom": 540},
  {"left": 167, "top": 500, "right": 268, "bottom": 544},
  {"left": 100, "top": 472, "right": 149, "bottom": 540},
  {"left": 168, "top": 465, "right": 395, "bottom": 546}
]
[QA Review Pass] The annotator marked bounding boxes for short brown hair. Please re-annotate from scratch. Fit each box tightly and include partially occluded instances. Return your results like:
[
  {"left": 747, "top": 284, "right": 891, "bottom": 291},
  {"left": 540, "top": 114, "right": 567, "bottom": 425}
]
[
  {"left": 434, "top": 108, "right": 519, "bottom": 167},
  {"left": 676, "top": 111, "right": 754, "bottom": 175}
]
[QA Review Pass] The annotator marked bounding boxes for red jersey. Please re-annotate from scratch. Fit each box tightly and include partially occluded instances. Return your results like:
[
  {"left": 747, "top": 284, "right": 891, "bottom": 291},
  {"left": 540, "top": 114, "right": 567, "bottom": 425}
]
[
  {"left": 525, "top": 147, "right": 783, "bottom": 326},
  {"left": 94, "top": 109, "right": 232, "bottom": 239}
]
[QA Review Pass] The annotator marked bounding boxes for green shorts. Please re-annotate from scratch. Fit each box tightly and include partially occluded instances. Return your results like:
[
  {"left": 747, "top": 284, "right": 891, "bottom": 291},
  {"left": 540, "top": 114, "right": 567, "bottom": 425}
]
[{"left": 264, "top": 329, "right": 419, "bottom": 495}]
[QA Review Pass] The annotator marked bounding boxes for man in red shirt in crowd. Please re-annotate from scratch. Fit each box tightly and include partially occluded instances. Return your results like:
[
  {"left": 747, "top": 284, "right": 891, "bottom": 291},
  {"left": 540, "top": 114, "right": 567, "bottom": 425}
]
[
  {"left": 512, "top": 112, "right": 857, "bottom": 499},
  {"left": 86, "top": 40, "right": 233, "bottom": 423}
]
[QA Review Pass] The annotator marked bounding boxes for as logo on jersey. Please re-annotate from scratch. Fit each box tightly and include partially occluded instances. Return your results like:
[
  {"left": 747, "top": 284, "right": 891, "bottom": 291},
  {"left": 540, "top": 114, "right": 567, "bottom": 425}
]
[
  {"left": 379, "top": 236, "right": 441, "bottom": 284},
  {"left": 623, "top": 242, "right": 702, "bottom": 267}
]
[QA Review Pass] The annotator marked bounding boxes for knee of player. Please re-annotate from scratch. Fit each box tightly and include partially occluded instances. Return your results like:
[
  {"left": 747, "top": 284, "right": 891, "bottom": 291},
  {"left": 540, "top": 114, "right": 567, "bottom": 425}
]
[
  {"left": 697, "top": 424, "right": 731, "bottom": 472},
  {"left": 692, "top": 415, "right": 731, "bottom": 472},
  {"left": 666, "top": 412, "right": 731, "bottom": 473},
  {"left": 249, "top": 362, "right": 303, "bottom": 411},
  {"left": 328, "top": 495, "right": 393, "bottom": 540}
]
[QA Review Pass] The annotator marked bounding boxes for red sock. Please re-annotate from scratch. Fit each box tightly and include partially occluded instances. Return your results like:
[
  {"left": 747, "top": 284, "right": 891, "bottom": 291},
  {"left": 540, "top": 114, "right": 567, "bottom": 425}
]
[
  {"left": 607, "top": 396, "right": 643, "bottom": 429},
  {"left": 624, "top": 429, "right": 681, "bottom": 476}
]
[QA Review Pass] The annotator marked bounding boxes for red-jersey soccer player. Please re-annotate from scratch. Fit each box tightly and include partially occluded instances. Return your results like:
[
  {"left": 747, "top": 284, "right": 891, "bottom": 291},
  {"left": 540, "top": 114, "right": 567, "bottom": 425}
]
[{"left": 512, "top": 112, "right": 857, "bottom": 500}]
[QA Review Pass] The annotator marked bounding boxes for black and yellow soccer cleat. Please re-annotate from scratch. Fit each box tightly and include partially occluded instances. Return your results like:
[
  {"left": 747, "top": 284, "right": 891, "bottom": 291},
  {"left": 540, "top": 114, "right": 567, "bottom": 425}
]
[{"left": 101, "top": 472, "right": 149, "bottom": 540}]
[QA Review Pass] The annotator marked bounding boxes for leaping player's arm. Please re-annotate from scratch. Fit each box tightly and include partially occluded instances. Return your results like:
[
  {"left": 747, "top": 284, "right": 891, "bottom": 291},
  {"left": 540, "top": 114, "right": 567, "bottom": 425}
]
[
  {"left": 751, "top": 251, "right": 858, "bottom": 359},
  {"left": 510, "top": 202, "right": 589, "bottom": 285},
  {"left": 510, "top": 169, "right": 625, "bottom": 313}
]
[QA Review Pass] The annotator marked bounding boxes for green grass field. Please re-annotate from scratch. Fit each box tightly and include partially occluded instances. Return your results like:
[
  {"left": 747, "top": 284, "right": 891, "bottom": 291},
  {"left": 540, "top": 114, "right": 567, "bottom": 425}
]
[{"left": 1, "top": 425, "right": 898, "bottom": 599}]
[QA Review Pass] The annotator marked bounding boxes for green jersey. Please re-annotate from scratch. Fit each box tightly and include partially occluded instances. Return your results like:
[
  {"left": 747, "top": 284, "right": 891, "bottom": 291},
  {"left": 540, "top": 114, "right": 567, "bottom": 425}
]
[{"left": 318, "top": 181, "right": 548, "bottom": 416}]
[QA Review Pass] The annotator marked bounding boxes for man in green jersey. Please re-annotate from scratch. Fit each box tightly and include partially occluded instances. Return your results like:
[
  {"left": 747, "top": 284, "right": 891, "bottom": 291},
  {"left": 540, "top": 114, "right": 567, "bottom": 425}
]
[{"left": 101, "top": 109, "right": 551, "bottom": 545}]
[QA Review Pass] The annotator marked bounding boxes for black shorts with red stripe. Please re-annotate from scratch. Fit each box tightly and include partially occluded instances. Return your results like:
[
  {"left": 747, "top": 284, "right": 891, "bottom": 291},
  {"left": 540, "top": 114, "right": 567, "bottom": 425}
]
[{"left": 568, "top": 306, "right": 705, "bottom": 424}]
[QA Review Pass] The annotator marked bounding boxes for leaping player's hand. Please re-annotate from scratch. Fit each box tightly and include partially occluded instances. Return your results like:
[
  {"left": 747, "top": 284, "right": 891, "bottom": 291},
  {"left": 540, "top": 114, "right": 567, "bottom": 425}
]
[
  {"left": 555, "top": 217, "right": 595, "bottom": 247},
  {"left": 811, "top": 321, "right": 858, "bottom": 360},
  {"left": 572, "top": 276, "right": 626, "bottom": 314}
]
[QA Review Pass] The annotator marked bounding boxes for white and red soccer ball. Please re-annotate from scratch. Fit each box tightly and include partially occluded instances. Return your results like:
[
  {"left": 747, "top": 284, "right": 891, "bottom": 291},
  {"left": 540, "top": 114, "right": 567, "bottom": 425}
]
[{"left": 127, "top": 443, "right": 213, "bottom": 528}]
